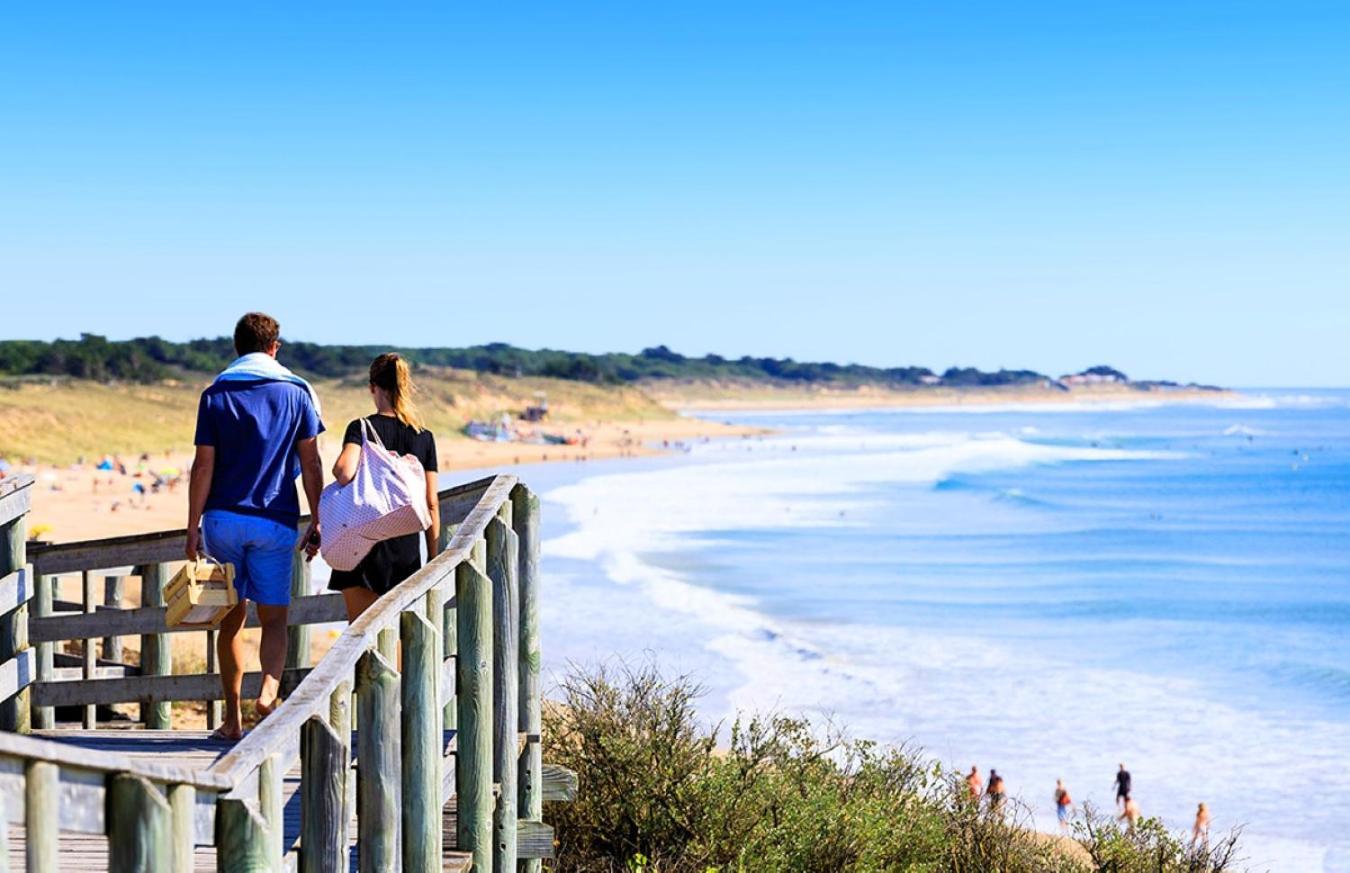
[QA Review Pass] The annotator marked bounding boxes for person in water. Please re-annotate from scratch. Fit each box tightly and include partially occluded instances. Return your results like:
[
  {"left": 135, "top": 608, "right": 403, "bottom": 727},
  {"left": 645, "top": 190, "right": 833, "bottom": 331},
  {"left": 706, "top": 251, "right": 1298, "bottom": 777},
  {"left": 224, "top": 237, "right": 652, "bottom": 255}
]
[
  {"left": 1119, "top": 795, "right": 1141, "bottom": 832},
  {"left": 1114, "top": 763, "right": 1133, "bottom": 809},
  {"left": 1191, "top": 802, "right": 1211, "bottom": 847},
  {"left": 986, "top": 769, "right": 1006, "bottom": 816},
  {"left": 327, "top": 353, "right": 441, "bottom": 621},
  {"left": 1054, "top": 778, "right": 1073, "bottom": 832},
  {"left": 965, "top": 765, "right": 983, "bottom": 802}
]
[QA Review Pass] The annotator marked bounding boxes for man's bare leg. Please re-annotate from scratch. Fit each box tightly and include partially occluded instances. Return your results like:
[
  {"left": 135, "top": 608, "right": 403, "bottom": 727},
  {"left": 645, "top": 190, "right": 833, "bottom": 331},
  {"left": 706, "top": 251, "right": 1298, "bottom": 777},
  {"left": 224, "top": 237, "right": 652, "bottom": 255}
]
[
  {"left": 216, "top": 601, "right": 249, "bottom": 740},
  {"left": 255, "top": 604, "right": 289, "bottom": 718}
]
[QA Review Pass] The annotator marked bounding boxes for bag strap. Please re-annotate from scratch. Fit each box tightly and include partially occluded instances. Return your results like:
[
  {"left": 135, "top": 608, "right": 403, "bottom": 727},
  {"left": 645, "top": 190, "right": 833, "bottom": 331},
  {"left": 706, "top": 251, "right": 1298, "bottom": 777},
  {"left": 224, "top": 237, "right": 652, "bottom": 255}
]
[{"left": 360, "top": 417, "right": 390, "bottom": 451}]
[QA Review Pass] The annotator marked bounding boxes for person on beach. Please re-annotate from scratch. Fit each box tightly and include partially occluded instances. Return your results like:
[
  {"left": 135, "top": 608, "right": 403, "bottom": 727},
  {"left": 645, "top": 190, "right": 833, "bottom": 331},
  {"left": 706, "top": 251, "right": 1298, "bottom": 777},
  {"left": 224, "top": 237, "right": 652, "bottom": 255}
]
[
  {"left": 986, "top": 769, "right": 1006, "bottom": 816},
  {"left": 1191, "top": 802, "right": 1210, "bottom": 847},
  {"left": 1119, "top": 795, "right": 1140, "bottom": 832},
  {"left": 966, "top": 765, "right": 983, "bottom": 802},
  {"left": 187, "top": 313, "right": 324, "bottom": 741},
  {"left": 1054, "top": 779, "right": 1073, "bottom": 832},
  {"left": 1114, "top": 763, "right": 1132, "bottom": 810},
  {"left": 327, "top": 353, "right": 440, "bottom": 621}
]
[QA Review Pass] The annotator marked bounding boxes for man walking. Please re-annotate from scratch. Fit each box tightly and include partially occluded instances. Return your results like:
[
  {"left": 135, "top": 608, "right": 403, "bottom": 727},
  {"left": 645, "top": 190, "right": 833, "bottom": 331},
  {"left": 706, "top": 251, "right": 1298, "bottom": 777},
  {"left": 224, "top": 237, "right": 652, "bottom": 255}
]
[
  {"left": 1114, "top": 763, "right": 1133, "bottom": 810},
  {"left": 186, "top": 313, "right": 324, "bottom": 740}
]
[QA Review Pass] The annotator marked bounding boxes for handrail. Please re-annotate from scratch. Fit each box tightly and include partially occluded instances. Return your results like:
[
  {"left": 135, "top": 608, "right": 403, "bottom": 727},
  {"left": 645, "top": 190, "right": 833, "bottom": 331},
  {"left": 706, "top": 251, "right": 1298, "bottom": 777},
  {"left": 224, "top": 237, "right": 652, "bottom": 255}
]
[{"left": 210, "top": 472, "right": 518, "bottom": 789}]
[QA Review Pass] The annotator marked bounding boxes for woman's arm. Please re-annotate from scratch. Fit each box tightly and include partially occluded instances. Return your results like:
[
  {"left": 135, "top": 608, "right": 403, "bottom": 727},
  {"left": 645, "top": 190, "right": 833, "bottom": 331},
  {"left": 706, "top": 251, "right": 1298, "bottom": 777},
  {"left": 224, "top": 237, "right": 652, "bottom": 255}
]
[
  {"left": 424, "top": 470, "right": 441, "bottom": 560},
  {"left": 332, "top": 442, "right": 361, "bottom": 486}
]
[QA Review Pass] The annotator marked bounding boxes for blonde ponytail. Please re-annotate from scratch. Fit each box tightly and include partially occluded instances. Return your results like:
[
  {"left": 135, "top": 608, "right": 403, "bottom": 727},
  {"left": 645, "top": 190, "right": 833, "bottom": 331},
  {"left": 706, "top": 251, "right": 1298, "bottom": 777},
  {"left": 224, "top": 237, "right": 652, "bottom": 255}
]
[{"left": 370, "top": 353, "right": 425, "bottom": 432}]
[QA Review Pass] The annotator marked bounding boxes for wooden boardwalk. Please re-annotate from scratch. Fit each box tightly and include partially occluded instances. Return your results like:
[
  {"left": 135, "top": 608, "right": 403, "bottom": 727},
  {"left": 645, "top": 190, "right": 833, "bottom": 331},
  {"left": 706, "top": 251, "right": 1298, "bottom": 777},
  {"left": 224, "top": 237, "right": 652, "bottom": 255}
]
[
  {"left": 4, "top": 729, "right": 473, "bottom": 871},
  {"left": 0, "top": 473, "right": 568, "bottom": 872}
]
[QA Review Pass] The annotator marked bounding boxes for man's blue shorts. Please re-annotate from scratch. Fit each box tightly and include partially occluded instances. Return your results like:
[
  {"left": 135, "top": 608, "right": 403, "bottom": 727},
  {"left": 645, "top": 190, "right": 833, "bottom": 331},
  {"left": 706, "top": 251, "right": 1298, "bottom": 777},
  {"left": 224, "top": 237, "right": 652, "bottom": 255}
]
[{"left": 201, "top": 510, "right": 296, "bottom": 606}]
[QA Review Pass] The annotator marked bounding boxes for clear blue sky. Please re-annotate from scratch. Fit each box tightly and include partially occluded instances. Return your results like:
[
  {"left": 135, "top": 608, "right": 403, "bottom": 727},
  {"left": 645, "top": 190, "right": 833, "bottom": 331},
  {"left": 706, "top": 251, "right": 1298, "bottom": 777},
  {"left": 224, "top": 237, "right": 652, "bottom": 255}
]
[{"left": 3, "top": 2, "right": 1347, "bottom": 386}]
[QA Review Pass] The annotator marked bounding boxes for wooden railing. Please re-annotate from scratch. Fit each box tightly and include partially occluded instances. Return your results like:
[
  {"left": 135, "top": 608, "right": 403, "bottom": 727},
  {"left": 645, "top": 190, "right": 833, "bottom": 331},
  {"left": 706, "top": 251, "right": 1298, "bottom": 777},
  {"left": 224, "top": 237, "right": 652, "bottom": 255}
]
[{"left": 0, "top": 470, "right": 569, "bottom": 871}]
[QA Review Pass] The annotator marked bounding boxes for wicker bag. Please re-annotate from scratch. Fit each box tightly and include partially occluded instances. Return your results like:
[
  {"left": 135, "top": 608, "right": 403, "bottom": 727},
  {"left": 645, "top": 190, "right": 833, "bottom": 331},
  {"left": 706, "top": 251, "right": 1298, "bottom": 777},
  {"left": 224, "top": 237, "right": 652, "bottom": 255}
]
[
  {"left": 164, "top": 557, "right": 238, "bottom": 628},
  {"left": 318, "top": 419, "right": 431, "bottom": 571}
]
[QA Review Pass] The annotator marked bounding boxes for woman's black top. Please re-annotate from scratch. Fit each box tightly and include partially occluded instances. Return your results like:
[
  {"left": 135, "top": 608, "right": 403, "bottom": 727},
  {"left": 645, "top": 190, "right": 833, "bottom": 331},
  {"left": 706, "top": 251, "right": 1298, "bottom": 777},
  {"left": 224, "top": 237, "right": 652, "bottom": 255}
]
[{"left": 327, "top": 414, "right": 438, "bottom": 596}]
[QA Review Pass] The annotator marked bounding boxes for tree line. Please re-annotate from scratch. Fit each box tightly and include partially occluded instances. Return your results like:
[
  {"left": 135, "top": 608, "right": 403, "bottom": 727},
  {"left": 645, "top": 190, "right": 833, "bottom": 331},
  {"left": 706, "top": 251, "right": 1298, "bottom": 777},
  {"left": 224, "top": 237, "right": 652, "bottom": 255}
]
[{"left": 0, "top": 334, "right": 1063, "bottom": 388}]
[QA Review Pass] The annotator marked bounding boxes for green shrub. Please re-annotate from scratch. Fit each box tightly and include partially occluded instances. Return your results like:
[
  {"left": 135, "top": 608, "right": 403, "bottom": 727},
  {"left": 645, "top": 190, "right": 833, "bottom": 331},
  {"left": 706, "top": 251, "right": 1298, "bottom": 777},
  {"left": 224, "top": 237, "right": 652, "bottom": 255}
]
[{"left": 543, "top": 662, "right": 1245, "bottom": 873}]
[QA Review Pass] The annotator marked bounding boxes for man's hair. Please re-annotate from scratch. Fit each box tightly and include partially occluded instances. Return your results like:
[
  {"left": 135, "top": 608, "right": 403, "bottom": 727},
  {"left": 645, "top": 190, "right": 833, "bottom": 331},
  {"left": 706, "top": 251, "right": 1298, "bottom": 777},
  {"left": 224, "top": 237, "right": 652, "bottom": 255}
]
[{"left": 234, "top": 312, "right": 281, "bottom": 355}]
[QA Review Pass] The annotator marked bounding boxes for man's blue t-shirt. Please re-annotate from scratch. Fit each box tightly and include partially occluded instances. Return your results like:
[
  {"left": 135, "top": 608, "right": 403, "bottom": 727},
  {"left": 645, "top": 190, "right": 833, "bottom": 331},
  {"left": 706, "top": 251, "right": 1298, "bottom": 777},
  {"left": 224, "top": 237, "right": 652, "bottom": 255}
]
[{"left": 194, "top": 380, "right": 324, "bottom": 525}]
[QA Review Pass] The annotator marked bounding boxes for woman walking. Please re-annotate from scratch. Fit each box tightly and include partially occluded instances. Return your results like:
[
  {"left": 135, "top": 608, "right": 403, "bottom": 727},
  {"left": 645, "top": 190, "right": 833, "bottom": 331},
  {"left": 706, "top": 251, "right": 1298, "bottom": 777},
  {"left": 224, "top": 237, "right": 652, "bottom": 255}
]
[{"left": 328, "top": 353, "right": 440, "bottom": 620}]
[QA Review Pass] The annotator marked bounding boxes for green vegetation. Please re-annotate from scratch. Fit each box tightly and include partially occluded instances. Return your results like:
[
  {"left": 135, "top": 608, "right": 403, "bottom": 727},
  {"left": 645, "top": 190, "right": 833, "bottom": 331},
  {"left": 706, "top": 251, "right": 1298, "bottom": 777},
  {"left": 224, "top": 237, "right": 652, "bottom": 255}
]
[
  {"left": 544, "top": 662, "right": 1246, "bottom": 873},
  {"left": 0, "top": 334, "right": 1056, "bottom": 387}
]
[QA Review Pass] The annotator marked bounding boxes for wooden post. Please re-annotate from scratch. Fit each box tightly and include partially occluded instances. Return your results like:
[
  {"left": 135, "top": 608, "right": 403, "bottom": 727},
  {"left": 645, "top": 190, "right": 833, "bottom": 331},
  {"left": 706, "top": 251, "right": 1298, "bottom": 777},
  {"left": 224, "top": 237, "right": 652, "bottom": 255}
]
[
  {"left": 456, "top": 560, "right": 493, "bottom": 873},
  {"left": 216, "top": 797, "right": 272, "bottom": 872},
  {"left": 377, "top": 627, "right": 398, "bottom": 664},
  {"left": 487, "top": 517, "right": 519, "bottom": 873},
  {"left": 513, "top": 485, "right": 544, "bottom": 873},
  {"left": 301, "top": 715, "right": 347, "bottom": 873},
  {"left": 0, "top": 504, "right": 30, "bottom": 734},
  {"left": 25, "top": 759, "right": 57, "bottom": 873},
  {"left": 138, "top": 562, "right": 172, "bottom": 729},
  {"left": 108, "top": 773, "right": 172, "bottom": 872},
  {"left": 356, "top": 649, "right": 400, "bottom": 873},
  {"left": 82, "top": 570, "right": 97, "bottom": 728},
  {"left": 206, "top": 629, "right": 222, "bottom": 730},
  {"left": 102, "top": 572, "right": 126, "bottom": 661},
  {"left": 328, "top": 677, "right": 353, "bottom": 850},
  {"left": 32, "top": 573, "right": 54, "bottom": 730},
  {"left": 287, "top": 529, "right": 311, "bottom": 669},
  {"left": 400, "top": 610, "right": 442, "bottom": 872},
  {"left": 260, "top": 754, "right": 284, "bottom": 863},
  {"left": 169, "top": 783, "right": 196, "bottom": 873},
  {"left": 441, "top": 580, "right": 457, "bottom": 733}
]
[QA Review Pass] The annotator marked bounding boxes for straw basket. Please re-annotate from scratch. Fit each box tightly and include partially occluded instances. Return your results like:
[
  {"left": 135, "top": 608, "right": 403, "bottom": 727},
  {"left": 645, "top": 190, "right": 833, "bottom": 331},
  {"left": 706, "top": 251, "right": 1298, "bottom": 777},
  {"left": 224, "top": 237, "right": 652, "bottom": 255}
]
[{"left": 164, "top": 557, "right": 238, "bottom": 628}]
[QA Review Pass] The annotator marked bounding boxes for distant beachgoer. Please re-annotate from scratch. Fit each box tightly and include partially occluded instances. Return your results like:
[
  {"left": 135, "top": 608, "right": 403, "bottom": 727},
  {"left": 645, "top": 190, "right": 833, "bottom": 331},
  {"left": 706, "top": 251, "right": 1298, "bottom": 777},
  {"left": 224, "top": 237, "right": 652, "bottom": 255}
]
[
  {"left": 1114, "top": 763, "right": 1132, "bottom": 809},
  {"left": 328, "top": 354, "right": 439, "bottom": 622},
  {"left": 1119, "top": 795, "right": 1140, "bottom": 832},
  {"left": 1054, "top": 779, "right": 1073, "bottom": 831},
  {"left": 1192, "top": 802, "right": 1210, "bottom": 847},
  {"left": 966, "top": 765, "right": 983, "bottom": 801},
  {"left": 188, "top": 312, "right": 325, "bottom": 741},
  {"left": 987, "top": 769, "right": 1006, "bottom": 815}
]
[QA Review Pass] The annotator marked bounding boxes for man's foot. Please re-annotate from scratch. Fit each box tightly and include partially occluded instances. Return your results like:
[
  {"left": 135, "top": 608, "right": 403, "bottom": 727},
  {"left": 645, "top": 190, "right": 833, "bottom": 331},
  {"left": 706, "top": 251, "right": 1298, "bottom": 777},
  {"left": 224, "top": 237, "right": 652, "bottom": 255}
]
[{"left": 209, "top": 725, "right": 244, "bottom": 742}]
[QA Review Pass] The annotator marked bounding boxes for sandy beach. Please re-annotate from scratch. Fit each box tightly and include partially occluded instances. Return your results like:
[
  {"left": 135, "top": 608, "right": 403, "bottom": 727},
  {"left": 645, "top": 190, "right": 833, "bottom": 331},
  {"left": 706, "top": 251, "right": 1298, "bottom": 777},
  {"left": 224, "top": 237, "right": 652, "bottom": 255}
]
[{"left": 12, "top": 415, "right": 761, "bottom": 543}]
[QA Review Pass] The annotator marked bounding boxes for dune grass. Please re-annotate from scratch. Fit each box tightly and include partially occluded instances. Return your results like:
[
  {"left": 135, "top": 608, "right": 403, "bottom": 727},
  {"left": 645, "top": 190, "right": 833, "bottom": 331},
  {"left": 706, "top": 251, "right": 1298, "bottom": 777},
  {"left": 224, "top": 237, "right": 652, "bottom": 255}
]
[{"left": 0, "top": 368, "right": 674, "bottom": 464}]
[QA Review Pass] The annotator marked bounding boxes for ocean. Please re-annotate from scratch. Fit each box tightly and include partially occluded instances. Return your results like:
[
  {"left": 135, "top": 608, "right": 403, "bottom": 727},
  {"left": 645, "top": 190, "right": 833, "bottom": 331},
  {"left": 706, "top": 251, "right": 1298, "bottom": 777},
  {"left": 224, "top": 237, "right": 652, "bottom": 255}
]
[{"left": 524, "top": 390, "right": 1350, "bottom": 872}]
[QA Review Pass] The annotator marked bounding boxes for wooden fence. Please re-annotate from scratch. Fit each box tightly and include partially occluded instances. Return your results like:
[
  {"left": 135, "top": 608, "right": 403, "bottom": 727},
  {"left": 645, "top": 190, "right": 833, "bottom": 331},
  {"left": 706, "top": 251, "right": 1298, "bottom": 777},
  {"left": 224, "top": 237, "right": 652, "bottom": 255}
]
[{"left": 0, "top": 470, "right": 570, "bottom": 871}]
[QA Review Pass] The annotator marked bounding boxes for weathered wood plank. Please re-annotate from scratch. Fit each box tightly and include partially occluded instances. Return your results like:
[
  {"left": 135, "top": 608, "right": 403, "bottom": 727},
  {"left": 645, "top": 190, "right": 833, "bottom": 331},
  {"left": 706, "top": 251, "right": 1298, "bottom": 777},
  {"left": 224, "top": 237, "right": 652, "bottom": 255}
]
[
  {"left": 260, "top": 754, "right": 284, "bottom": 864},
  {"left": 356, "top": 650, "right": 400, "bottom": 873},
  {"left": 0, "top": 477, "right": 32, "bottom": 530},
  {"left": 542, "top": 764, "right": 578, "bottom": 803},
  {"left": 0, "top": 567, "right": 33, "bottom": 615},
  {"left": 299, "top": 716, "right": 345, "bottom": 873},
  {"left": 29, "top": 592, "right": 348, "bottom": 644},
  {"left": 456, "top": 561, "right": 493, "bottom": 873},
  {"left": 33, "top": 667, "right": 311, "bottom": 708},
  {"left": 517, "top": 819, "right": 555, "bottom": 860},
  {"left": 401, "top": 611, "right": 442, "bottom": 872},
  {"left": 0, "top": 650, "right": 34, "bottom": 702},
  {"left": 108, "top": 773, "right": 172, "bottom": 873},
  {"left": 0, "top": 732, "right": 231, "bottom": 791},
  {"left": 488, "top": 517, "right": 520, "bottom": 873},
  {"left": 138, "top": 562, "right": 172, "bottom": 729}
]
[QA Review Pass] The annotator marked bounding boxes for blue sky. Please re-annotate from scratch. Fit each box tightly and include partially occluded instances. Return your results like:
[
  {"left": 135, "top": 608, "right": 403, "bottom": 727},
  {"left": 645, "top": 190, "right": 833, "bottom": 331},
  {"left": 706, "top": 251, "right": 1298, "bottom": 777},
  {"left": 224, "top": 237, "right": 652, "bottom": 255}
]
[{"left": 2, "top": 3, "right": 1347, "bottom": 386}]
